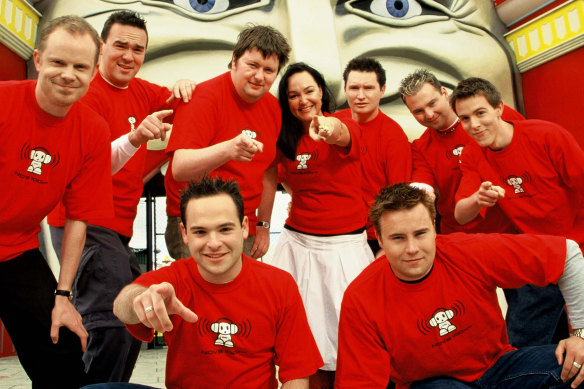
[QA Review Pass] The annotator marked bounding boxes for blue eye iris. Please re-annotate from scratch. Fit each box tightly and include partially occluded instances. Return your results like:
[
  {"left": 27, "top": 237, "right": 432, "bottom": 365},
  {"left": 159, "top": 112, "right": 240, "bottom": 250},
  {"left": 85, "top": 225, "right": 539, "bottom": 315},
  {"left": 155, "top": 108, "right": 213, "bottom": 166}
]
[
  {"left": 190, "top": 0, "right": 216, "bottom": 12},
  {"left": 386, "top": 0, "right": 409, "bottom": 18}
]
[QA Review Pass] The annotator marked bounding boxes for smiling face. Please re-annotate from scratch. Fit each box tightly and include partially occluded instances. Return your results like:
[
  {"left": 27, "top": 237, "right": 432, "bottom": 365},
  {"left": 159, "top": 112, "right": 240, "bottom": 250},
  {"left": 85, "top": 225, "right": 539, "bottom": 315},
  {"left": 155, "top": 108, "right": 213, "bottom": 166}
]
[
  {"left": 377, "top": 202, "right": 436, "bottom": 282},
  {"left": 100, "top": 23, "right": 147, "bottom": 88},
  {"left": 403, "top": 82, "right": 458, "bottom": 131},
  {"left": 344, "top": 70, "right": 385, "bottom": 123},
  {"left": 287, "top": 71, "right": 323, "bottom": 129},
  {"left": 180, "top": 193, "right": 248, "bottom": 284},
  {"left": 456, "top": 94, "right": 506, "bottom": 149},
  {"left": 231, "top": 48, "right": 279, "bottom": 103},
  {"left": 34, "top": 28, "right": 97, "bottom": 117}
]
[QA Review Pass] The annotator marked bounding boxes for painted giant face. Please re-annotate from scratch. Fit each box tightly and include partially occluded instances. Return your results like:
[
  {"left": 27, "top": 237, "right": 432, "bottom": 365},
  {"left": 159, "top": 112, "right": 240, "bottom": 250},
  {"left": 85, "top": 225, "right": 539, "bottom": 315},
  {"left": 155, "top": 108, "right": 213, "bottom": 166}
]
[{"left": 37, "top": 0, "right": 517, "bottom": 139}]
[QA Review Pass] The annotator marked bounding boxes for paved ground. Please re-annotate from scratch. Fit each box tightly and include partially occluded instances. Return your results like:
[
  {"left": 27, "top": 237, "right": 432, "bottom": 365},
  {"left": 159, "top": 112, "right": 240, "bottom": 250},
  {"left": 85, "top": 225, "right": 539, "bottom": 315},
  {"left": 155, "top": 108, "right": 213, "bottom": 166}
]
[{"left": 0, "top": 344, "right": 167, "bottom": 388}]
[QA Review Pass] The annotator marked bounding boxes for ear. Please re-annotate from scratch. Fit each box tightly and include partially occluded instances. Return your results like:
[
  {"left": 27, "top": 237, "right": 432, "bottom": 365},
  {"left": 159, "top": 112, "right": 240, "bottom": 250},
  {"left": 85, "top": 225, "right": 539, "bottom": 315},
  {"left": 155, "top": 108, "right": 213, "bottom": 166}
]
[
  {"left": 180, "top": 222, "right": 188, "bottom": 245},
  {"left": 496, "top": 101, "right": 504, "bottom": 118},
  {"left": 33, "top": 49, "right": 41, "bottom": 72},
  {"left": 441, "top": 86, "right": 449, "bottom": 98},
  {"left": 231, "top": 55, "right": 237, "bottom": 69},
  {"left": 241, "top": 216, "right": 249, "bottom": 240},
  {"left": 211, "top": 322, "right": 218, "bottom": 333},
  {"left": 380, "top": 85, "right": 386, "bottom": 95}
]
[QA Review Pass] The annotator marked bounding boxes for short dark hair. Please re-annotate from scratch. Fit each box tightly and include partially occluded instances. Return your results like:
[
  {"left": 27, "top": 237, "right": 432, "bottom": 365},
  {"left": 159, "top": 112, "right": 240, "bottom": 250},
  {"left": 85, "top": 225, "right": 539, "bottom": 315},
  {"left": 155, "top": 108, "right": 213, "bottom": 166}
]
[
  {"left": 343, "top": 56, "right": 386, "bottom": 88},
  {"left": 37, "top": 15, "right": 101, "bottom": 64},
  {"left": 229, "top": 24, "right": 290, "bottom": 71},
  {"left": 179, "top": 177, "right": 244, "bottom": 226},
  {"left": 101, "top": 10, "right": 148, "bottom": 44},
  {"left": 276, "top": 62, "right": 336, "bottom": 160},
  {"left": 450, "top": 77, "right": 502, "bottom": 114},
  {"left": 399, "top": 69, "right": 442, "bottom": 103},
  {"left": 369, "top": 183, "right": 436, "bottom": 236}
]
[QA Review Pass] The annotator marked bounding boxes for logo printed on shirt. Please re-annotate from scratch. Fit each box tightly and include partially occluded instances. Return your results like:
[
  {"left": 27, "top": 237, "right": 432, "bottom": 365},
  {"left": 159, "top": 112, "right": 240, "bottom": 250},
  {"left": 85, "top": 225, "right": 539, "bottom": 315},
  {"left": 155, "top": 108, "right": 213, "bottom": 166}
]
[
  {"left": 198, "top": 317, "right": 252, "bottom": 351},
  {"left": 18, "top": 144, "right": 60, "bottom": 181},
  {"left": 128, "top": 116, "right": 136, "bottom": 131},
  {"left": 417, "top": 300, "right": 465, "bottom": 337},
  {"left": 505, "top": 174, "right": 529, "bottom": 194},
  {"left": 241, "top": 128, "right": 257, "bottom": 140},
  {"left": 296, "top": 153, "right": 311, "bottom": 170}
]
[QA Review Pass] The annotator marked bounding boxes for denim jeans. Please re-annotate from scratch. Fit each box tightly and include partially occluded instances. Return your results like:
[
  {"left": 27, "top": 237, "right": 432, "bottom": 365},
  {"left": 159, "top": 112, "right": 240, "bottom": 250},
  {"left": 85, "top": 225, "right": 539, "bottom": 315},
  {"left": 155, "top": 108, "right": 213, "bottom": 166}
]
[
  {"left": 504, "top": 284, "right": 569, "bottom": 347},
  {"left": 410, "top": 345, "right": 573, "bottom": 388}
]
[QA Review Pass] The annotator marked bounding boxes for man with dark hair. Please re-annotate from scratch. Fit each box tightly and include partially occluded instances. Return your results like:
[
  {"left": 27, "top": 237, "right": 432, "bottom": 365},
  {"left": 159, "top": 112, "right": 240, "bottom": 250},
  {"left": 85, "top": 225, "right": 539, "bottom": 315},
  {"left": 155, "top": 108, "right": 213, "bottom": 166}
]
[
  {"left": 337, "top": 56, "right": 411, "bottom": 255},
  {"left": 453, "top": 77, "right": 584, "bottom": 348},
  {"left": 165, "top": 24, "right": 291, "bottom": 261},
  {"left": 47, "top": 10, "right": 195, "bottom": 383},
  {"left": 0, "top": 15, "right": 112, "bottom": 388},
  {"left": 336, "top": 183, "right": 584, "bottom": 389},
  {"left": 399, "top": 69, "right": 523, "bottom": 235},
  {"left": 112, "top": 177, "right": 323, "bottom": 388}
]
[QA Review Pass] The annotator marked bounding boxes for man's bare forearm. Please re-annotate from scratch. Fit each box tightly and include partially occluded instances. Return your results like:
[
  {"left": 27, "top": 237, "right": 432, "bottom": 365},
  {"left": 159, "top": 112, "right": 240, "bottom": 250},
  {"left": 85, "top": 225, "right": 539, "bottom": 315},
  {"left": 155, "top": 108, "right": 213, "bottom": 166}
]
[{"left": 114, "top": 283, "right": 147, "bottom": 324}]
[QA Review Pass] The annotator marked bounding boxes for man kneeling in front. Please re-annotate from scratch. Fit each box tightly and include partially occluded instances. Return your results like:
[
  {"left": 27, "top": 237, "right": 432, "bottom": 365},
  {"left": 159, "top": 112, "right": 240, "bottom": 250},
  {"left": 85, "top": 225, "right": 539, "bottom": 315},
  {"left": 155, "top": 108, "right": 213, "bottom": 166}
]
[
  {"left": 111, "top": 177, "right": 323, "bottom": 388},
  {"left": 335, "top": 183, "right": 584, "bottom": 388}
]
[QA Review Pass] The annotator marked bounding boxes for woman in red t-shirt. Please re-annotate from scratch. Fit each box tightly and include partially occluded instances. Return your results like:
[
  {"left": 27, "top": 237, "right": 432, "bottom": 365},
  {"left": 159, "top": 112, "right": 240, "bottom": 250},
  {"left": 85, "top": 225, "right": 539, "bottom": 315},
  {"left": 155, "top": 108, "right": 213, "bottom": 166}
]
[{"left": 270, "top": 62, "right": 374, "bottom": 389}]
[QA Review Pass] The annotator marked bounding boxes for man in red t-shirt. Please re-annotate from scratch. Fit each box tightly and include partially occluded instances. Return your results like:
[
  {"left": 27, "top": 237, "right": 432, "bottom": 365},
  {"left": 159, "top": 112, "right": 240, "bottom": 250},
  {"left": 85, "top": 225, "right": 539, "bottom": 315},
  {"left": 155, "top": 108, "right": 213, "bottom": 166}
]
[
  {"left": 164, "top": 25, "right": 291, "bottom": 260},
  {"left": 0, "top": 16, "right": 113, "bottom": 388},
  {"left": 452, "top": 77, "right": 584, "bottom": 348},
  {"left": 47, "top": 11, "right": 195, "bottom": 384},
  {"left": 399, "top": 69, "right": 522, "bottom": 235},
  {"left": 112, "top": 177, "right": 323, "bottom": 388},
  {"left": 336, "top": 56, "right": 411, "bottom": 256},
  {"left": 336, "top": 184, "right": 584, "bottom": 389}
]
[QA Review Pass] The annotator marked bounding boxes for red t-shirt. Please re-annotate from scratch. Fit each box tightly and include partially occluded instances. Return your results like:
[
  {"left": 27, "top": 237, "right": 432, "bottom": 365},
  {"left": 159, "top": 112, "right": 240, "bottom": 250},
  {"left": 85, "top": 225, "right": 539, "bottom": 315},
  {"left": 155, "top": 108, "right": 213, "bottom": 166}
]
[
  {"left": 411, "top": 106, "right": 523, "bottom": 234},
  {"left": 336, "top": 233, "right": 566, "bottom": 388},
  {"left": 165, "top": 72, "right": 281, "bottom": 235},
  {"left": 128, "top": 255, "right": 323, "bottom": 388},
  {"left": 337, "top": 108, "right": 412, "bottom": 239},
  {"left": 0, "top": 80, "right": 113, "bottom": 261},
  {"left": 48, "top": 72, "right": 172, "bottom": 237},
  {"left": 457, "top": 119, "right": 584, "bottom": 246},
  {"left": 278, "top": 113, "right": 368, "bottom": 234}
]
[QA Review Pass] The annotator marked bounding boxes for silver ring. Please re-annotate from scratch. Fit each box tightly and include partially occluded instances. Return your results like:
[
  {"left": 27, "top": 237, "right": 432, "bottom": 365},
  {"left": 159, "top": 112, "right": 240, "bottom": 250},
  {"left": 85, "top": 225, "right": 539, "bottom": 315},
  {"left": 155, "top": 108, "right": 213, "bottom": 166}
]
[
  {"left": 574, "top": 361, "right": 582, "bottom": 369},
  {"left": 144, "top": 306, "right": 153, "bottom": 313}
]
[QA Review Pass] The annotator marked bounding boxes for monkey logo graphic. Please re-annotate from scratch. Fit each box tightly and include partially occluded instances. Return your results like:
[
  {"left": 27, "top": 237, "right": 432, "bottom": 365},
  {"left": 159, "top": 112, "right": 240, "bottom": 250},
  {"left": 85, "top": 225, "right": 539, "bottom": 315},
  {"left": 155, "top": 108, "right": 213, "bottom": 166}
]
[
  {"left": 296, "top": 153, "right": 311, "bottom": 170},
  {"left": 429, "top": 309, "right": 457, "bottom": 337},
  {"left": 211, "top": 319, "right": 239, "bottom": 348},
  {"left": 506, "top": 176, "right": 525, "bottom": 194},
  {"left": 452, "top": 146, "right": 464, "bottom": 157},
  {"left": 241, "top": 128, "right": 257, "bottom": 140},
  {"left": 28, "top": 148, "right": 53, "bottom": 175},
  {"left": 128, "top": 116, "right": 136, "bottom": 132}
]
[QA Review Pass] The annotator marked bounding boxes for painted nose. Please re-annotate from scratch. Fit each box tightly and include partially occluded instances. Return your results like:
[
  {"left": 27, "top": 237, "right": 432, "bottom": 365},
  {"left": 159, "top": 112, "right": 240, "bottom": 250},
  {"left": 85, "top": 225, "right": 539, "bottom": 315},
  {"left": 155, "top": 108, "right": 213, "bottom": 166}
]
[{"left": 285, "top": 1, "right": 343, "bottom": 102}]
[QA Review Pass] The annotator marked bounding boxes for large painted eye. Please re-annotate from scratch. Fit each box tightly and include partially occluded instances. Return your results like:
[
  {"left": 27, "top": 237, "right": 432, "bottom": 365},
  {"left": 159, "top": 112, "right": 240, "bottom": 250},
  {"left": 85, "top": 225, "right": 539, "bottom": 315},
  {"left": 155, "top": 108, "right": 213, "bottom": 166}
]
[
  {"left": 344, "top": 0, "right": 455, "bottom": 26},
  {"left": 173, "top": 0, "right": 230, "bottom": 14},
  {"left": 139, "top": 0, "right": 268, "bottom": 19},
  {"left": 370, "top": 0, "right": 422, "bottom": 19}
]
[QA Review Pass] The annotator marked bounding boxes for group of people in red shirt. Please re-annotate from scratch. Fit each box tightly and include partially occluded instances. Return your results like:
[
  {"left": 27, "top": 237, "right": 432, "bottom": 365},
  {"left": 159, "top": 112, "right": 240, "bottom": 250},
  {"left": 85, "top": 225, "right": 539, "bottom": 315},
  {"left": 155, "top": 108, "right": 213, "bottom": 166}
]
[{"left": 2, "top": 8, "right": 584, "bottom": 389}]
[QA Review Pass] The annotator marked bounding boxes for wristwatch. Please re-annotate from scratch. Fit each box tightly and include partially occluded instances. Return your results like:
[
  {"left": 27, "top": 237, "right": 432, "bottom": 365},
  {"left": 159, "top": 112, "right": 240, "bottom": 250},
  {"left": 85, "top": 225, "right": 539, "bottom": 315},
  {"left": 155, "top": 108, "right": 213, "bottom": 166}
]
[
  {"left": 54, "top": 289, "right": 73, "bottom": 301},
  {"left": 572, "top": 328, "right": 584, "bottom": 339},
  {"left": 257, "top": 221, "right": 270, "bottom": 229}
]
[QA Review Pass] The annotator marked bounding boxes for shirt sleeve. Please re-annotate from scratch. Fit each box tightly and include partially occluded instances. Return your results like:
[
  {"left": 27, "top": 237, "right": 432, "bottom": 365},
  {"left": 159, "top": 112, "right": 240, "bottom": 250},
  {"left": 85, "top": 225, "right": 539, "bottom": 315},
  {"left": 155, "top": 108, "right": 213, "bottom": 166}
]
[
  {"left": 411, "top": 138, "right": 436, "bottom": 187},
  {"left": 63, "top": 115, "right": 114, "bottom": 221},
  {"left": 336, "top": 288, "right": 391, "bottom": 389}
]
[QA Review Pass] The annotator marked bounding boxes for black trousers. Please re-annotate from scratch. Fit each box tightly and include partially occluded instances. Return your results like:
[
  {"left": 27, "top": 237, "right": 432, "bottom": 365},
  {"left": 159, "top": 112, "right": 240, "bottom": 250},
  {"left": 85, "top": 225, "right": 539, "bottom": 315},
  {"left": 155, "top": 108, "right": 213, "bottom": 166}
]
[{"left": 0, "top": 249, "right": 86, "bottom": 388}]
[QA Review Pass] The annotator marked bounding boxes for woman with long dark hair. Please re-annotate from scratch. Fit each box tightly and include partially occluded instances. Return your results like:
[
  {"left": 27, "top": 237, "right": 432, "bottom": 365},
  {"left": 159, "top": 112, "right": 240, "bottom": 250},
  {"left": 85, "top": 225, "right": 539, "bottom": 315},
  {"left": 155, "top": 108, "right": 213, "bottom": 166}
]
[{"left": 271, "top": 63, "right": 374, "bottom": 388}]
